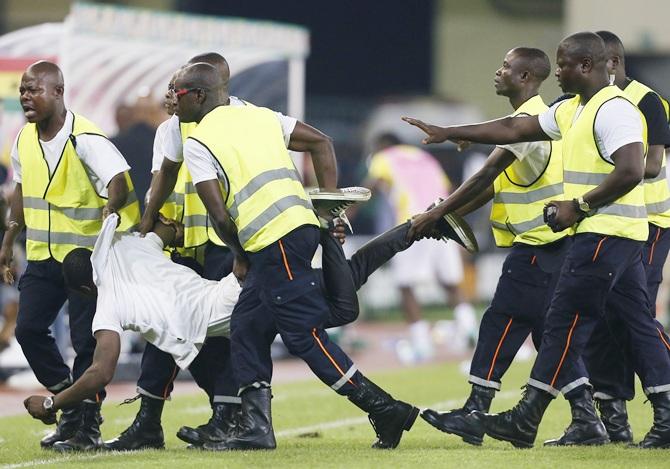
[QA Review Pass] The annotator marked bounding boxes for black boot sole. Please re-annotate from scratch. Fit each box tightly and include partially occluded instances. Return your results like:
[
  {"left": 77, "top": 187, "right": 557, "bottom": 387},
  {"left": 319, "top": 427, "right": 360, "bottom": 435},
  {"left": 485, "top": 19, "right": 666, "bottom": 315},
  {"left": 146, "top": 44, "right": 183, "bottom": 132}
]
[
  {"left": 176, "top": 427, "right": 218, "bottom": 447},
  {"left": 102, "top": 441, "right": 165, "bottom": 451},
  {"left": 485, "top": 429, "right": 533, "bottom": 449},
  {"left": 543, "top": 435, "right": 610, "bottom": 447},
  {"left": 420, "top": 412, "right": 483, "bottom": 446}
]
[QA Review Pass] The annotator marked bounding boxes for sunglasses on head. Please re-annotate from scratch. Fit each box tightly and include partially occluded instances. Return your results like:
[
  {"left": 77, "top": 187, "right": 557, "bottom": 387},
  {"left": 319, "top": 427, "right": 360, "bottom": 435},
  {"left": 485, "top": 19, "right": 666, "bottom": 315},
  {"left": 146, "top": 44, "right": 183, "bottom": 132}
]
[{"left": 174, "top": 87, "right": 204, "bottom": 99}]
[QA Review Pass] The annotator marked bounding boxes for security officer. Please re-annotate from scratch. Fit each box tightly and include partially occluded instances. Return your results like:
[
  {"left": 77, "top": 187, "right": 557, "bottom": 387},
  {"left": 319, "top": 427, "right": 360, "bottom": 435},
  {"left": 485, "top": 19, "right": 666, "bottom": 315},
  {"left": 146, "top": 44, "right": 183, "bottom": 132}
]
[
  {"left": 0, "top": 61, "right": 140, "bottom": 451},
  {"left": 581, "top": 30, "right": 670, "bottom": 446},
  {"left": 404, "top": 32, "right": 670, "bottom": 449},
  {"left": 412, "top": 47, "right": 603, "bottom": 446},
  {"left": 176, "top": 62, "right": 419, "bottom": 451}
]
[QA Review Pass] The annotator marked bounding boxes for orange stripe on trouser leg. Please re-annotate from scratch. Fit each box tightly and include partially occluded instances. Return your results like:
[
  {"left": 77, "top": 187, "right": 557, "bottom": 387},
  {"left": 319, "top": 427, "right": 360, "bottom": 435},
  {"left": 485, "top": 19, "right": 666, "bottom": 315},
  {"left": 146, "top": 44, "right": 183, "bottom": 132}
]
[
  {"left": 550, "top": 313, "right": 580, "bottom": 388},
  {"left": 278, "top": 240, "right": 293, "bottom": 280},
  {"left": 592, "top": 237, "right": 608, "bottom": 262},
  {"left": 530, "top": 256, "right": 537, "bottom": 265},
  {"left": 486, "top": 317, "right": 514, "bottom": 381},
  {"left": 658, "top": 327, "right": 670, "bottom": 352},
  {"left": 649, "top": 227, "right": 662, "bottom": 265},
  {"left": 312, "top": 328, "right": 355, "bottom": 386},
  {"left": 163, "top": 365, "right": 179, "bottom": 399}
]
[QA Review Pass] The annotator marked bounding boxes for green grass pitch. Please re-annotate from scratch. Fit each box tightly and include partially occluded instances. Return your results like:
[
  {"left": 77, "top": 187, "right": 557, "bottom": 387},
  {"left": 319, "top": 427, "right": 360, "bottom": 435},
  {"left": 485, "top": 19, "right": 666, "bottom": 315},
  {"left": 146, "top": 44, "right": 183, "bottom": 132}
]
[{"left": 0, "top": 359, "right": 667, "bottom": 468}]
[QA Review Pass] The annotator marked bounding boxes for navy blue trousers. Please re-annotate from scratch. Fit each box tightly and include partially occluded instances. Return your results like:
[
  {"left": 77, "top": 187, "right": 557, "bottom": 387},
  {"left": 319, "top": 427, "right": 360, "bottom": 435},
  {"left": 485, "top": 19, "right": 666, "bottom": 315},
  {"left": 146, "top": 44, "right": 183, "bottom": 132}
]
[
  {"left": 585, "top": 224, "right": 670, "bottom": 400},
  {"left": 231, "top": 225, "right": 361, "bottom": 395},
  {"left": 16, "top": 258, "right": 104, "bottom": 400},
  {"left": 529, "top": 233, "right": 670, "bottom": 396},
  {"left": 469, "top": 239, "right": 589, "bottom": 395},
  {"left": 136, "top": 243, "right": 238, "bottom": 402}
]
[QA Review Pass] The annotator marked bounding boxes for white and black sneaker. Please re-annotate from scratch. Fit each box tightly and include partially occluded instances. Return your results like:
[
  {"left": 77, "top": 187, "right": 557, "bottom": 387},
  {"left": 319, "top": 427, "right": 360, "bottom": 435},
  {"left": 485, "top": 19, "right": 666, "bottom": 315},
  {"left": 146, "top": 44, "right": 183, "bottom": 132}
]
[
  {"left": 425, "top": 198, "right": 478, "bottom": 253},
  {"left": 309, "top": 186, "right": 372, "bottom": 232}
]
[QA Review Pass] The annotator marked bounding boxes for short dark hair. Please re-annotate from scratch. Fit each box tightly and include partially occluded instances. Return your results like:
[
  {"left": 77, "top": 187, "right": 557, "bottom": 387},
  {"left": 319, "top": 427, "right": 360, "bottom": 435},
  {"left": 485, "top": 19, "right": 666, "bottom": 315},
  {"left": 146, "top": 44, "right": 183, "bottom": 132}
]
[
  {"left": 375, "top": 133, "right": 402, "bottom": 148},
  {"left": 62, "top": 248, "right": 93, "bottom": 290},
  {"left": 511, "top": 47, "right": 551, "bottom": 82},
  {"left": 595, "top": 30, "right": 626, "bottom": 61},
  {"left": 559, "top": 32, "right": 607, "bottom": 67}
]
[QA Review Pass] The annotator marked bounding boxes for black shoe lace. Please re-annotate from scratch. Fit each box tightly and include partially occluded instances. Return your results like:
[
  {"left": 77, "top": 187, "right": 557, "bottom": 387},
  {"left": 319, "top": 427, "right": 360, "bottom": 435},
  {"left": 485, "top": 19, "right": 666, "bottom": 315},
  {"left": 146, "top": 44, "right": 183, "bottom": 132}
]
[{"left": 368, "top": 415, "right": 382, "bottom": 440}]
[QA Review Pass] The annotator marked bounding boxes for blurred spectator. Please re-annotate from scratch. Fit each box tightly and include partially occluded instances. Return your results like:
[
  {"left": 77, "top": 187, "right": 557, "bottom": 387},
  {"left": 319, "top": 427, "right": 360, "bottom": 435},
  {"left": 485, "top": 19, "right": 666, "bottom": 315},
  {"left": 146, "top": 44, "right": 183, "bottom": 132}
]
[
  {"left": 365, "top": 133, "right": 477, "bottom": 362},
  {"left": 111, "top": 95, "right": 163, "bottom": 211}
]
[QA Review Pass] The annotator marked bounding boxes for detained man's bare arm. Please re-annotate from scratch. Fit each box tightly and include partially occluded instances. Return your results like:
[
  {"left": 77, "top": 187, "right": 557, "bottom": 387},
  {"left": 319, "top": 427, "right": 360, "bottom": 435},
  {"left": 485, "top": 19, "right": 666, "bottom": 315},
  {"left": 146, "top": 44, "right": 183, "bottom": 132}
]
[{"left": 24, "top": 330, "right": 120, "bottom": 423}]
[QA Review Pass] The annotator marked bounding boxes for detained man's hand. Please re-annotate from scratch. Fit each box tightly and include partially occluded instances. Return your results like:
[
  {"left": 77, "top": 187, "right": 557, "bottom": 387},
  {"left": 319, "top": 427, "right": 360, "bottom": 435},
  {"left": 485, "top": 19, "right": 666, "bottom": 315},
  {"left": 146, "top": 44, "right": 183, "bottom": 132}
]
[
  {"left": 24, "top": 396, "right": 57, "bottom": 424},
  {"left": 330, "top": 220, "right": 347, "bottom": 244}
]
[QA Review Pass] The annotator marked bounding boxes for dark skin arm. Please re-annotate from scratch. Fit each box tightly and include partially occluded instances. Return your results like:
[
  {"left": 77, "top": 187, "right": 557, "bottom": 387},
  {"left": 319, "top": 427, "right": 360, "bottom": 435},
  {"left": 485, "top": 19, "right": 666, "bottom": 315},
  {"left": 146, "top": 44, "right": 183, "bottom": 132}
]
[
  {"left": 288, "top": 121, "right": 337, "bottom": 190},
  {"left": 0, "top": 183, "right": 24, "bottom": 284},
  {"left": 102, "top": 172, "right": 129, "bottom": 223},
  {"left": 408, "top": 148, "right": 516, "bottom": 240},
  {"left": 194, "top": 179, "right": 248, "bottom": 282},
  {"left": 644, "top": 144, "right": 664, "bottom": 179},
  {"left": 546, "top": 142, "right": 645, "bottom": 232},
  {"left": 24, "top": 330, "right": 120, "bottom": 423},
  {"left": 402, "top": 115, "right": 549, "bottom": 146},
  {"left": 140, "top": 158, "right": 182, "bottom": 235}
]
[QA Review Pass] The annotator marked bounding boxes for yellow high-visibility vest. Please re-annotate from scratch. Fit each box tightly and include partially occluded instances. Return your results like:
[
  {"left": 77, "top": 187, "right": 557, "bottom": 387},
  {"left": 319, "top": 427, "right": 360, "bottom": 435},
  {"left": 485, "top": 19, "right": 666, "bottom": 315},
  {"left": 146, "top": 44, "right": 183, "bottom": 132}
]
[
  {"left": 622, "top": 80, "right": 670, "bottom": 229},
  {"left": 490, "top": 95, "right": 566, "bottom": 247},
  {"left": 18, "top": 113, "right": 140, "bottom": 261},
  {"left": 188, "top": 105, "right": 318, "bottom": 252},
  {"left": 555, "top": 86, "right": 648, "bottom": 241}
]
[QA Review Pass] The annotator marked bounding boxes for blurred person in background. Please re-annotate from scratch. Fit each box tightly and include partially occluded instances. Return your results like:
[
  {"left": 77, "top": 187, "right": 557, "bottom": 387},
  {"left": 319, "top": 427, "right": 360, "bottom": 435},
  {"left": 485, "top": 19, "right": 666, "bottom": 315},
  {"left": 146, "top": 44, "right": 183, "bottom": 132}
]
[
  {"left": 111, "top": 93, "right": 163, "bottom": 212},
  {"left": 366, "top": 133, "right": 476, "bottom": 362}
]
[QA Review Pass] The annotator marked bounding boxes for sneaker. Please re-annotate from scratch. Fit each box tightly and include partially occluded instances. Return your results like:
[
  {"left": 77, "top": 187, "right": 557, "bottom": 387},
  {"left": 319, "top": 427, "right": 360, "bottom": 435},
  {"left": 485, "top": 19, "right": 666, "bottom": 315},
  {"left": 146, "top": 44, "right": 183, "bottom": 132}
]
[
  {"left": 425, "top": 197, "right": 478, "bottom": 253},
  {"left": 309, "top": 187, "right": 372, "bottom": 232}
]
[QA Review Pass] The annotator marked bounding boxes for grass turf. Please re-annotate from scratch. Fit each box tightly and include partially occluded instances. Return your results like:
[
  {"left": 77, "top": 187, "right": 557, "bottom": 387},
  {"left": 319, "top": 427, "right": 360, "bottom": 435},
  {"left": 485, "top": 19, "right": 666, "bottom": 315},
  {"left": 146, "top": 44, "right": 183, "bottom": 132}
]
[{"left": 0, "top": 359, "right": 667, "bottom": 468}]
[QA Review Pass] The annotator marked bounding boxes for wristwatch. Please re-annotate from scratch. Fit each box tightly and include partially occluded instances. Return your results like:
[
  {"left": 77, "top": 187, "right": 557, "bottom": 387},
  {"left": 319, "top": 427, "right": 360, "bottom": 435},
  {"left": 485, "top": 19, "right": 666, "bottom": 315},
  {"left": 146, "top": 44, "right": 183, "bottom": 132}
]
[
  {"left": 574, "top": 196, "right": 591, "bottom": 215},
  {"left": 43, "top": 396, "right": 55, "bottom": 413}
]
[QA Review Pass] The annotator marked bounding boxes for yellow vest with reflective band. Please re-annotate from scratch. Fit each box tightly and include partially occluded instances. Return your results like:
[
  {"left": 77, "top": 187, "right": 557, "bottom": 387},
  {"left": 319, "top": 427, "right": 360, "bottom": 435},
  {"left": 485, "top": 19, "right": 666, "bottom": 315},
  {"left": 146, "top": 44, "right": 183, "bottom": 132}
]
[
  {"left": 18, "top": 113, "right": 140, "bottom": 262},
  {"left": 490, "top": 95, "right": 566, "bottom": 247},
  {"left": 555, "top": 86, "right": 648, "bottom": 241},
  {"left": 622, "top": 80, "right": 670, "bottom": 228},
  {"left": 189, "top": 105, "right": 318, "bottom": 252}
]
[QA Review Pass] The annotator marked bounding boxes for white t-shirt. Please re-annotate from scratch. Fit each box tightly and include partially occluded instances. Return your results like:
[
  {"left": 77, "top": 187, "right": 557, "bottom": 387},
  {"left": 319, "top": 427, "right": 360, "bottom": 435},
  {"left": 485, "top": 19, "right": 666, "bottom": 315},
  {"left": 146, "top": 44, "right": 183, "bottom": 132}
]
[
  {"left": 91, "top": 215, "right": 241, "bottom": 369},
  {"left": 160, "top": 96, "right": 297, "bottom": 173},
  {"left": 538, "top": 97, "right": 644, "bottom": 163},
  {"left": 151, "top": 118, "right": 172, "bottom": 173},
  {"left": 497, "top": 140, "right": 552, "bottom": 185},
  {"left": 11, "top": 111, "right": 130, "bottom": 196}
]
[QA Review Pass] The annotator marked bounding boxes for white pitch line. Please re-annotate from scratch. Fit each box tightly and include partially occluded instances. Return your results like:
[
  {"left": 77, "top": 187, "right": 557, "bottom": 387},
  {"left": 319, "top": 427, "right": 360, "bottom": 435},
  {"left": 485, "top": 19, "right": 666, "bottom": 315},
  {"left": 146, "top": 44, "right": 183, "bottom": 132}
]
[{"left": 1, "top": 391, "right": 519, "bottom": 469}]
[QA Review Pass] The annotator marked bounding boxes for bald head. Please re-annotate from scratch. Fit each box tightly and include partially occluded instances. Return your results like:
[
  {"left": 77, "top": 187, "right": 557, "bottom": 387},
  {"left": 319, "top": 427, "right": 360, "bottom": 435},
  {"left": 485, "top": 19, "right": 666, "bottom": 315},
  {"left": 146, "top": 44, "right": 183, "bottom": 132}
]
[
  {"left": 559, "top": 32, "right": 607, "bottom": 67},
  {"left": 509, "top": 47, "right": 551, "bottom": 82},
  {"left": 177, "top": 62, "right": 223, "bottom": 90},
  {"left": 20, "top": 60, "right": 66, "bottom": 124},
  {"left": 25, "top": 60, "right": 64, "bottom": 88},
  {"left": 596, "top": 30, "right": 626, "bottom": 67},
  {"left": 188, "top": 52, "right": 230, "bottom": 86}
]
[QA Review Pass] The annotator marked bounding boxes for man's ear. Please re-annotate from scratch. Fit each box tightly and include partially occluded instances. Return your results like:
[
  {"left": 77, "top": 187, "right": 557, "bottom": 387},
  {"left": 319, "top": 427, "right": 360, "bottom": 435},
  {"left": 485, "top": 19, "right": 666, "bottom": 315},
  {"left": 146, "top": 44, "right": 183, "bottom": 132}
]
[{"left": 580, "top": 57, "right": 593, "bottom": 73}]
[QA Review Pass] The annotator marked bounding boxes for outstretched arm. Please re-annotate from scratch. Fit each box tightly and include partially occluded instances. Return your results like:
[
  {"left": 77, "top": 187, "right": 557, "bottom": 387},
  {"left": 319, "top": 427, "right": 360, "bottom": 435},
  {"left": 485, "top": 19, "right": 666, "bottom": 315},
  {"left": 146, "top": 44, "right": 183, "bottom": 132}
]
[
  {"left": 402, "top": 115, "right": 548, "bottom": 146},
  {"left": 24, "top": 330, "right": 120, "bottom": 422},
  {"left": 289, "top": 121, "right": 337, "bottom": 190}
]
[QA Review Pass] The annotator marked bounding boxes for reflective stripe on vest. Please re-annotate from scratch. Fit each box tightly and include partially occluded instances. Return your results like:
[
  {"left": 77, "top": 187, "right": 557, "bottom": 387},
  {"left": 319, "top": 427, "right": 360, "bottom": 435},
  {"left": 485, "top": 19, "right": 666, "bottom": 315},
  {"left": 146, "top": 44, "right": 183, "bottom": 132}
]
[
  {"left": 556, "top": 87, "right": 648, "bottom": 241},
  {"left": 490, "top": 95, "right": 566, "bottom": 247},
  {"left": 623, "top": 80, "right": 670, "bottom": 228},
  {"left": 189, "top": 106, "right": 318, "bottom": 252}
]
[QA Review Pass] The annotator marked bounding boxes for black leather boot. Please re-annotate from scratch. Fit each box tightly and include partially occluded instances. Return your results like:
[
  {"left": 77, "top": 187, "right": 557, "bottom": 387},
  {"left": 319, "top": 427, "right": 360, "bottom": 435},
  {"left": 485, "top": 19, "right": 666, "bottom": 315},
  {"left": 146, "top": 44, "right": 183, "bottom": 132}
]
[
  {"left": 544, "top": 388, "right": 609, "bottom": 446},
  {"left": 203, "top": 387, "right": 276, "bottom": 451},
  {"left": 639, "top": 391, "right": 670, "bottom": 449},
  {"left": 52, "top": 402, "right": 103, "bottom": 452},
  {"left": 595, "top": 398, "right": 633, "bottom": 443},
  {"left": 177, "top": 403, "right": 240, "bottom": 446},
  {"left": 40, "top": 404, "right": 82, "bottom": 448},
  {"left": 421, "top": 384, "right": 495, "bottom": 445},
  {"left": 347, "top": 376, "right": 419, "bottom": 449},
  {"left": 470, "top": 385, "right": 553, "bottom": 448},
  {"left": 102, "top": 396, "right": 165, "bottom": 451}
]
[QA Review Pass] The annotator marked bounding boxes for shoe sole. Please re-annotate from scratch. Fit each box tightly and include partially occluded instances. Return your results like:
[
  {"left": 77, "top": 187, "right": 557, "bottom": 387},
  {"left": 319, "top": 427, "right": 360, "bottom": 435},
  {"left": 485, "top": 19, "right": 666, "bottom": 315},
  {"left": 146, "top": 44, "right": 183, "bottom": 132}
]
[
  {"left": 543, "top": 436, "right": 610, "bottom": 447},
  {"left": 420, "top": 412, "right": 483, "bottom": 446},
  {"left": 442, "top": 213, "right": 478, "bottom": 253},
  {"left": 485, "top": 429, "right": 533, "bottom": 449},
  {"left": 101, "top": 442, "right": 165, "bottom": 451}
]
